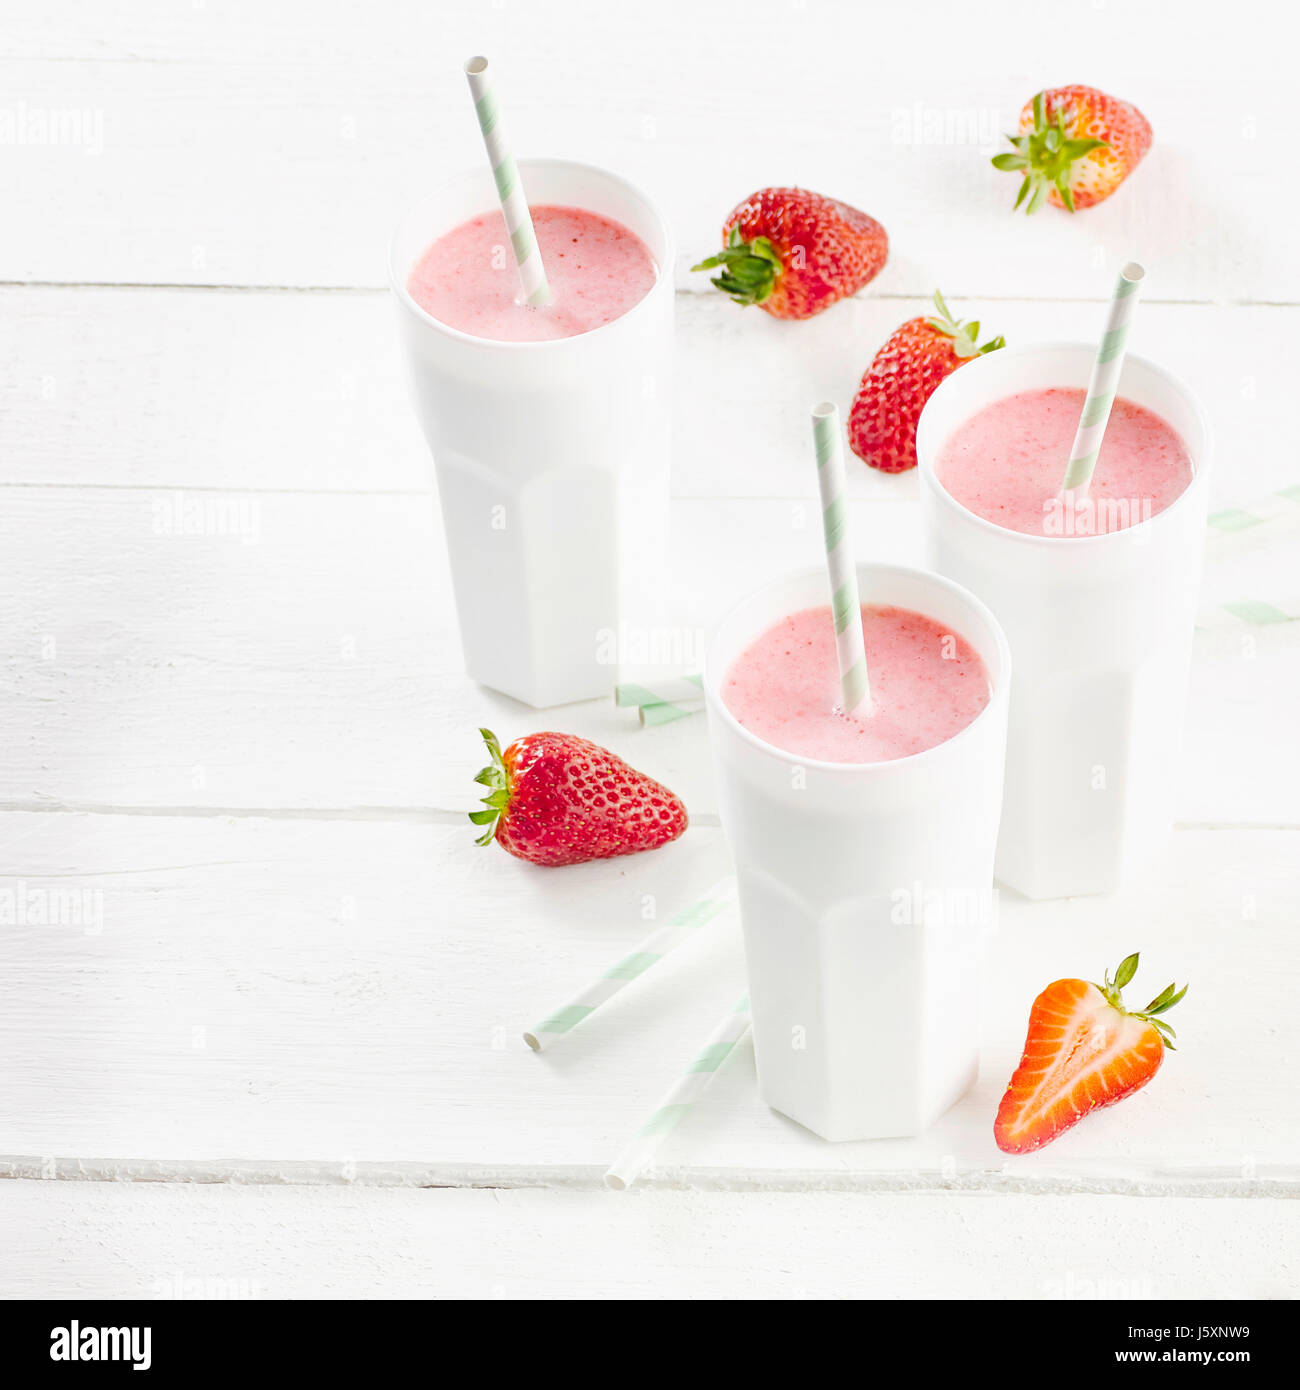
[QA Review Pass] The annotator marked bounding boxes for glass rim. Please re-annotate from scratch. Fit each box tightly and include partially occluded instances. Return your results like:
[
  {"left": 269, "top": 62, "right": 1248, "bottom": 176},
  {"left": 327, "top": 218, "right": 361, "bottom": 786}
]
[
  {"left": 702, "top": 561, "right": 1012, "bottom": 775},
  {"left": 915, "top": 341, "right": 1213, "bottom": 549}
]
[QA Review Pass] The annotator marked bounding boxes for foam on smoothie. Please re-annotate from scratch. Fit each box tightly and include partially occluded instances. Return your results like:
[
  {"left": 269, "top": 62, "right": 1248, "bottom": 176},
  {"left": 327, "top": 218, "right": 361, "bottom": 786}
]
[
  {"left": 935, "top": 387, "right": 1192, "bottom": 537},
  {"left": 408, "top": 204, "right": 657, "bottom": 342},
  {"left": 723, "top": 604, "right": 990, "bottom": 764}
]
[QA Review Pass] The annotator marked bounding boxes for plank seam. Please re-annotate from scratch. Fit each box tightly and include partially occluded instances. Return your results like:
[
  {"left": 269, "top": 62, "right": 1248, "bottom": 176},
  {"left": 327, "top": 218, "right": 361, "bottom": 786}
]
[
  {"left": 2, "top": 280, "right": 1297, "bottom": 309},
  {"left": 0, "top": 1156, "right": 1294, "bottom": 1199},
  {"left": 0, "top": 804, "right": 1290, "bottom": 831}
]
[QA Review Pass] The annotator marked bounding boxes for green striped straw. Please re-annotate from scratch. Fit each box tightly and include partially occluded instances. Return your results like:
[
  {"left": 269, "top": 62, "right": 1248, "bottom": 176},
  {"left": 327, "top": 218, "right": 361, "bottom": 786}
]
[
  {"left": 616, "top": 676, "right": 706, "bottom": 727},
  {"left": 615, "top": 676, "right": 705, "bottom": 708},
  {"left": 1199, "top": 486, "right": 1300, "bottom": 627},
  {"left": 523, "top": 877, "right": 737, "bottom": 1051},
  {"left": 463, "top": 56, "right": 552, "bottom": 307},
  {"left": 1207, "top": 485, "right": 1300, "bottom": 538},
  {"left": 1198, "top": 597, "right": 1300, "bottom": 628},
  {"left": 1062, "top": 262, "right": 1145, "bottom": 494},
  {"left": 638, "top": 699, "right": 703, "bottom": 727},
  {"left": 604, "top": 994, "right": 751, "bottom": 1191},
  {"left": 812, "top": 402, "right": 870, "bottom": 714}
]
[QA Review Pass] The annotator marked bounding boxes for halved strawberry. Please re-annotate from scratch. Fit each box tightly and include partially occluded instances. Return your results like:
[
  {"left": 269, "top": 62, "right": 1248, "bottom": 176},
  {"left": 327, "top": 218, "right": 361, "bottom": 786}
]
[
  {"left": 994, "top": 953, "right": 1187, "bottom": 1155},
  {"left": 470, "top": 728, "right": 688, "bottom": 867}
]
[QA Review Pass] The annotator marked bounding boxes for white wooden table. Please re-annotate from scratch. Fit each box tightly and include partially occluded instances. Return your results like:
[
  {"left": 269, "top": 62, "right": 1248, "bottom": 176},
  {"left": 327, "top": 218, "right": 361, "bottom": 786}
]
[{"left": 2, "top": 0, "right": 1297, "bottom": 1299}]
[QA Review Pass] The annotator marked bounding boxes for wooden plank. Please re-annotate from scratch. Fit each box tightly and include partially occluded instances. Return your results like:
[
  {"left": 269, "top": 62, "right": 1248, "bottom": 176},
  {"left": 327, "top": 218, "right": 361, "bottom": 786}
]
[
  {"left": 2, "top": 1178, "right": 1295, "bottom": 1299},
  {"left": 0, "top": 482, "right": 1295, "bottom": 823},
  {"left": 2, "top": 288, "right": 1294, "bottom": 506},
  {"left": 0, "top": 287, "right": 433, "bottom": 494},
  {"left": 0, "top": 811, "right": 1294, "bottom": 1189},
  {"left": 0, "top": 6, "right": 1288, "bottom": 301}
]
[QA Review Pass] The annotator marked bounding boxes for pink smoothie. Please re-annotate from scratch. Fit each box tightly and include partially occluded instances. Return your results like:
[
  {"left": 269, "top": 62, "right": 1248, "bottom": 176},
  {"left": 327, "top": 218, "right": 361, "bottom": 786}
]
[
  {"left": 407, "top": 204, "right": 657, "bottom": 342},
  {"left": 723, "top": 604, "right": 990, "bottom": 763},
  {"left": 935, "top": 387, "right": 1193, "bottom": 537}
]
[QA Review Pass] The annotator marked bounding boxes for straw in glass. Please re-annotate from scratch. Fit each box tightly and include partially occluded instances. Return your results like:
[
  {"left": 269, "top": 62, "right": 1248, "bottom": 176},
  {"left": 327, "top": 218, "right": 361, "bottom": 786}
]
[
  {"left": 811, "top": 402, "right": 870, "bottom": 714},
  {"left": 523, "top": 877, "right": 737, "bottom": 1051},
  {"left": 463, "top": 56, "right": 552, "bottom": 307},
  {"left": 604, "top": 994, "right": 751, "bottom": 1191},
  {"left": 1061, "top": 262, "right": 1145, "bottom": 494}
]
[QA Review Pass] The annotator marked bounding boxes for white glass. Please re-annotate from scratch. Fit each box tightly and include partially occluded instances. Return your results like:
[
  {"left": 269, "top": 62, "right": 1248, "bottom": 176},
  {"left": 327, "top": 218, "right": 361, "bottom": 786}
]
[
  {"left": 704, "top": 563, "right": 1011, "bottom": 1142},
  {"left": 391, "top": 160, "right": 674, "bottom": 708},
  {"left": 917, "top": 343, "right": 1212, "bottom": 900}
]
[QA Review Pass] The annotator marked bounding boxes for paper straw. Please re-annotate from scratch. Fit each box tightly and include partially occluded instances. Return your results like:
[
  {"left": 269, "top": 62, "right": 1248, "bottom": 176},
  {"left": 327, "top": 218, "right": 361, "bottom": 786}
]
[
  {"left": 1197, "top": 598, "right": 1300, "bottom": 629},
  {"left": 616, "top": 678, "right": 705, "bottom": 727},
  {"left": 523, "top": 877, "right": 737, "bottom": 1051},
  {"left": 1061, "top": 262, "right": 1145, "bottom": 494},
  {"left": 604, "top": 994, "right": 751, "bottom": 1191},
  {"left": 639, "top": 699, "right": 704, "bottom": 727},
  {"left": 1207, "top": 486, "right": 1300, "bottom": 538},
  {"left": 811, "top": 402, "right": 870, "bottom": 714},
  {"left": 615, "top": 676, "right": 704, "bottom": 707},
  {"left": 1198, "top": 488, "right": 1300, "bottom": 627},
  {"left": 463, "top": 56, "right": 551, "bottom": 307}
]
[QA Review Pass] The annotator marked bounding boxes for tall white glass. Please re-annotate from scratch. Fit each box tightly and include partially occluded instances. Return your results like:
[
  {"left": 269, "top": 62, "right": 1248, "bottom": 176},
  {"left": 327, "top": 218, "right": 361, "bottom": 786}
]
[
  {"left": 704, "top": 563, "right": 1011, "bottom": 1142},
  {"left": 391, "top": 160, "right": 674, "bottom": 708},
  {"left": 917, "top": 344, "right": 1212, "bottom": 900}
]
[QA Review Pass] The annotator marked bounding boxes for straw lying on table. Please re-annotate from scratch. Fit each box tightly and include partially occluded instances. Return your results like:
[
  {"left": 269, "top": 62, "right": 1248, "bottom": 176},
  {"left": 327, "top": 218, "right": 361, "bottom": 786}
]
[
  {"left": 812, "top": 402, "right": 870, "bottom": 714},
  {"left": 1199, "top": 486, "right": 1300, "bottom": 628},
  {"left": 523, "top": 877, "right": 738, "bottom": 1051},
  {"left": 1062, "top": 262, "right": 1145, "bottom": 495},
  {"left": 1207, "top": 486, "right": 1300, "bottom": 540},
  {"left": 463, "top": 56, "right": 552, "bottom": 307},
  {"left": 604, "top": 994, "right": 751, "bottom": 1191},
  {"left": 615, "top": 677, "right": 704, "bottom": 727},
  {"left": 1198, "top": 597, "right": 1300, "bottom": 628},
  {"left": 615, "top": 676, "right": 704, "bottom": 707},
  {"left": 639, "top": 699, "right": 704, "bottom": 727}
]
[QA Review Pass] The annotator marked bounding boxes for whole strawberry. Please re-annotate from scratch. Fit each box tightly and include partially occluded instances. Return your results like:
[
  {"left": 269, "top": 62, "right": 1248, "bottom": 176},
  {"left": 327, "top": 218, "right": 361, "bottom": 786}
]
[
  {"left": 691, "top": 187, "right": 887, "bottom": 320},
  {"left": 993, "top": 87, "right": 1152, "bottom": 213},
  {"left": 848, "top": 292, "right": 1004, "bottom": 473},
  {"left": 470, "top": 728, "right": 687, "bottom": 867},
  {"left": 995, "top": 953, "right": 1186, "bottom": 1155}
]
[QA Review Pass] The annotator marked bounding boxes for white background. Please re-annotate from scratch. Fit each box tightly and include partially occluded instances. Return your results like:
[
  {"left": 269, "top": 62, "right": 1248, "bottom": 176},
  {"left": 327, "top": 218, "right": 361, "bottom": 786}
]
[{"left": 2, "top": 0, "right": 1297, "bottom": 1298}]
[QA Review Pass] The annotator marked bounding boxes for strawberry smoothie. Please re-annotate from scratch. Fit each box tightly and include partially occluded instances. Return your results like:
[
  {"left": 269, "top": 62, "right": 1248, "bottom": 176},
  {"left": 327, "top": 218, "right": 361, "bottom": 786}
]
[
  {"left": 393, "top": 160, "right": 674, "bottom": 708},
  {"left": 723, "top": 603, "right": 990, "bottom": 763},
  {"left": 935, "top": 387, "right": 1192, "bottom": 537},
  {"left": 407, "top": 204, "right": 657, "bottom": 342},
  {"left": 917, "top": 343, "right": 1212, "bottom": 898},
  {"left": 704, "top": 563, "right": 1011, "bottom": 1141}
]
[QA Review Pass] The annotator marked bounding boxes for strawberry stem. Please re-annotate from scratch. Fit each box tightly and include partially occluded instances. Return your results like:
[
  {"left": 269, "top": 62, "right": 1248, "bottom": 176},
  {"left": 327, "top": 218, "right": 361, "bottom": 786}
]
[
  {"left": 470, "top": 727, "right": 509, "bottom": 847},
  {"left": 992, "top": 90, "right": 1109, "bottom": 216},
  {"left": 1092, "top": 952, "right": 1188, "bottom": 1051},
  {"left": 923, "top": 290, "right": 1005, "bottom": 359},
  {"left": 691, "top": 228, "right": 782, "bottom": 307}
]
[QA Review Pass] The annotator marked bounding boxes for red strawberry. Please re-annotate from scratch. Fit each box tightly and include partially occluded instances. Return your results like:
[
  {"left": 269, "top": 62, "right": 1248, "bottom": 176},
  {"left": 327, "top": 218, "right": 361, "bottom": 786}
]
[
  {"left": 470, "top": 728, "right": 687, "bottom": 867},
  {"left": 994, "top": 953, "right": 1187, "bottom": 1155},
  {"left": 691, "top": 187, "right": 887, "bottom": 320},
  {"left": 848, "top": 292, "right": 1004, "bottom": 473},
  {"left": 993, "top": 86, "right": 1153, "bottom": 213}
]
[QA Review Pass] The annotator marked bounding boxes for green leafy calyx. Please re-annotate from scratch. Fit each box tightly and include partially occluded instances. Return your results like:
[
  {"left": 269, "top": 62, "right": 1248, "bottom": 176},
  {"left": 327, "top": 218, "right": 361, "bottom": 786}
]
[
  {"left": 690, "top": 227, "right": 782, "bottom": 307},
  {"left": 924, "top": 290, "right": 1005, "bottom": 358},
  {"left": 469, "top": 727, "right": 510, "bottom": 847},
  {"left": 991, "top": 90, "right": 1109, "bottom": 215},
  {"left": 1092, "top": 952, "right": 1189, "bottom": 1051}
]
